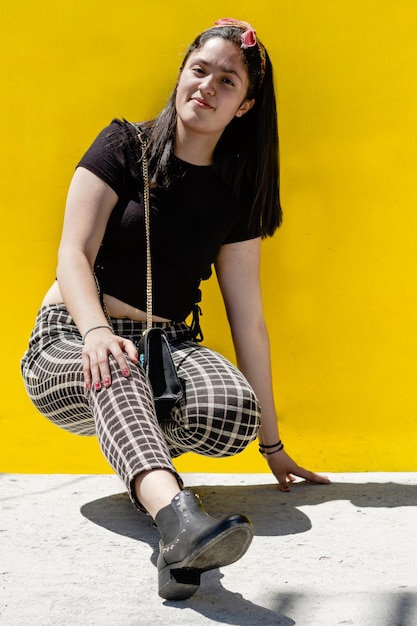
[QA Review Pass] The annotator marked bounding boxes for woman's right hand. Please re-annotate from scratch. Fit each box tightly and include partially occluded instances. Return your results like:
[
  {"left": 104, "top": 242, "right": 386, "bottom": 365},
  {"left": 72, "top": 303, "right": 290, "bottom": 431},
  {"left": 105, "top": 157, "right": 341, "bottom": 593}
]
[
  {"left": 266, "top": 447, "right": 331, "bottom": 492},
  {"left": 82, "top": 327, "right": 139, "bottom": 390}
]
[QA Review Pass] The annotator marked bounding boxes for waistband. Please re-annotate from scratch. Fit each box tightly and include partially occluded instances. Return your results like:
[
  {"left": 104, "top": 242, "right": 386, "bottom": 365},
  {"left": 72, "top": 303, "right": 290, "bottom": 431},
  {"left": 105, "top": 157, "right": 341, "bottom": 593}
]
[{"left": 33, "top": 304, "right": 194, "bottom": 345}]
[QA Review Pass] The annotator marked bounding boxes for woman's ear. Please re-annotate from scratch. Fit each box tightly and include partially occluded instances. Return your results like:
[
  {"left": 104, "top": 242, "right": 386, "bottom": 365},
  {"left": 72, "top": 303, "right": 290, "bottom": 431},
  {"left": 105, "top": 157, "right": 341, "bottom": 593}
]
[{"left": 235, "top": 99, "right": 255, "bottom": 118}]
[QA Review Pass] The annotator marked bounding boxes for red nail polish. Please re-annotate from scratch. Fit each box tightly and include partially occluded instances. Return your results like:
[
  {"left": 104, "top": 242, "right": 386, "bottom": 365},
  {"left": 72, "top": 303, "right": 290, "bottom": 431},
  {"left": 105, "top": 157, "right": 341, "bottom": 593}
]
[
  {"left": 104, "top": 379, "right": 110, "bottom": 387},
  {"left": 123, "top": 369, "right": 129, "bottom": 376},
  {"left": 94, "top": 382, "right": 101, "bottom": 390},
  {"left": 85, "top": 382, "right": 91, "bottom": 390}
]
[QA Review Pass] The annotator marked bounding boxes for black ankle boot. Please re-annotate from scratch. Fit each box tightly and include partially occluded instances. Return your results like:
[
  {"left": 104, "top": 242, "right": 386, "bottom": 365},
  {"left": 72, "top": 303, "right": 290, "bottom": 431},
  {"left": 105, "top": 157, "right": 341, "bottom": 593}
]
[{"left": 154, "top": 490, "right": 253, "bottom": 600}]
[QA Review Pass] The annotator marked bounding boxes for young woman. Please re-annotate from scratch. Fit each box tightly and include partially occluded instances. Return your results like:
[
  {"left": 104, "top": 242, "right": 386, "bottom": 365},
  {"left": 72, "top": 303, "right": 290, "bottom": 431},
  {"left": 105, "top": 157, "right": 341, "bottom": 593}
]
[{"left": 21, "top": 18, "right": 329, "bottom": 600}]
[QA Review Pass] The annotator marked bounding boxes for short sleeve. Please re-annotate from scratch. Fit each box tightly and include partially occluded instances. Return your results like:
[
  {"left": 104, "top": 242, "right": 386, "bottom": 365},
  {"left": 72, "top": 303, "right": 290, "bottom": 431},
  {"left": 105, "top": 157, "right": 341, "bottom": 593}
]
[
  {"left": 223, "top": 204, "right": 262, "bottom": 244},
  {"left": 76, "top": 119, "right": 137, "bottom": 197}
]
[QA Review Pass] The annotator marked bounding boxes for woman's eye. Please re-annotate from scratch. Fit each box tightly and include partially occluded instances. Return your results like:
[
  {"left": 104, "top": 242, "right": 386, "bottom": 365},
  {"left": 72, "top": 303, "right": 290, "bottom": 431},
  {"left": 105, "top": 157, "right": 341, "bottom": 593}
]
[
  {"left": 222, "top": 77, "right": 235, "bottom": 87},
  {"left": 192, "top": 67, "right": 205, "bottom": 75}
]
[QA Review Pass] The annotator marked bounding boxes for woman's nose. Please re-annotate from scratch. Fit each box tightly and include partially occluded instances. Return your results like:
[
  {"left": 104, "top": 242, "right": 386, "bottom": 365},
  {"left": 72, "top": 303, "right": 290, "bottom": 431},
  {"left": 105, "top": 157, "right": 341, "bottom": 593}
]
[{"left": 199, "top": 74, "right": 215, "bottom": 95}]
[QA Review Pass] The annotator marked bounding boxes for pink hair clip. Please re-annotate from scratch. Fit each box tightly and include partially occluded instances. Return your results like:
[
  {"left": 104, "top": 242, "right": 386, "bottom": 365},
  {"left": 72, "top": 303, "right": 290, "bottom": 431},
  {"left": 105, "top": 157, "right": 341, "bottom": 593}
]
[
  {"left": 215, "top": 18, "right": 257, "bottom": 49},
  {"left": 214, "top": 18, "right": 266, "bottom": 86}
]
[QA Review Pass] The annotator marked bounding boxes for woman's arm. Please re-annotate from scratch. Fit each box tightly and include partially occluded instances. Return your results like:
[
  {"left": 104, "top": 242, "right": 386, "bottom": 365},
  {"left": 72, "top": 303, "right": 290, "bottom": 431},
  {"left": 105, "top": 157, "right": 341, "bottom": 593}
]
[
  {"left": 216, "top": 238, "right": 330, "bottom": 490},
  {"left": 56, "top": 167, "right": 138, "bottom": 389}
]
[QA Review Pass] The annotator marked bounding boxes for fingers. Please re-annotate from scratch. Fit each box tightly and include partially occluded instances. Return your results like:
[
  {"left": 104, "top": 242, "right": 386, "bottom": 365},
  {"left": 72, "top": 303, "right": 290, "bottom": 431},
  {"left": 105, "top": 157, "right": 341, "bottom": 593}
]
[
  {"left": 122, "top": 338, "right": 139, "bottom": 365},
  {"left": 277, "top": 469, "right": 330, "bottom": 491},
  {"left": 294, "top": 466, "right": 331, "bottom": 485},
  {"left": 267, "top": 449, "right": 331, "bottom": 490},
  {"left": 276, "top": 471, "right": 292, "bottom": 492},
  {"left": 82, "top": 336, "right": 138, "bottom": 390},
  {"left": 277, "top": 475, "right": 297, "bottom": 491},
  {"left": 112, "top": 338, "right": 139, "bottom": 377},
  {"left": 306, "top": 471, "right": 331, "bottom": 484},
  {"left": 83, "top": 348, "right": 113, "bottom": 391},
  {"left": 82, "top": 352, "right": 93, "bottom": 391}
]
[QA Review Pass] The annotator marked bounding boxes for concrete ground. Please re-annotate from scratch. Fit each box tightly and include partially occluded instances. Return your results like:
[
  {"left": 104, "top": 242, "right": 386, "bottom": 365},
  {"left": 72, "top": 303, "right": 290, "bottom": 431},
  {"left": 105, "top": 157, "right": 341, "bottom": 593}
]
[{"left": 1, "top": 472, "right": 417, "bottom": 626}]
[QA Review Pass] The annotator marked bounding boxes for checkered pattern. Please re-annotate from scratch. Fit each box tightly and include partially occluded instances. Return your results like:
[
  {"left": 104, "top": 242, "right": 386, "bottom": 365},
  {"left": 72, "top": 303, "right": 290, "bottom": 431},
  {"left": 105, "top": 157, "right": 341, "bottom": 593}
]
[{"left": 21, "top": 305, "right": 261, "bottom": 509}]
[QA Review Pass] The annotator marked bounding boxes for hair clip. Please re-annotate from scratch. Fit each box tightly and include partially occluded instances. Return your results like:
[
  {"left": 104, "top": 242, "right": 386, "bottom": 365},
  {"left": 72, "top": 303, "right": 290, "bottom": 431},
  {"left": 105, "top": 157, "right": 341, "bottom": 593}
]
[{"left": 215, "top": 18, "right": 257, "bottom": 48}]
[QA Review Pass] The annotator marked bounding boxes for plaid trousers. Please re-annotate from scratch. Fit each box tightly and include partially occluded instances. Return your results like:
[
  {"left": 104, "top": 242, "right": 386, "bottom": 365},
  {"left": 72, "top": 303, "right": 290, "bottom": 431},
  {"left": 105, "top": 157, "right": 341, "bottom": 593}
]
[{"left": 21, "top": 305, "right": 261, "bottom": 508}]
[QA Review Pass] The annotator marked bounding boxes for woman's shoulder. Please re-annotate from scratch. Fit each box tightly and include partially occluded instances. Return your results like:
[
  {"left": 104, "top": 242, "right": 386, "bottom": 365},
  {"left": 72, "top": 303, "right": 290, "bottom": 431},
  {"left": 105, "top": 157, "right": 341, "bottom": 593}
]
[
  {"left": 97, "top": 118, "right": 137, "bottom": 143},
  {"left": 77, "top": 118, "right": 147, "bottom": 193},
  {"left": 92, "top": 118, "right": 147, "bottom": 145},
  {"left": 82, "top": 118, "right": 151, "bottom": 162}
]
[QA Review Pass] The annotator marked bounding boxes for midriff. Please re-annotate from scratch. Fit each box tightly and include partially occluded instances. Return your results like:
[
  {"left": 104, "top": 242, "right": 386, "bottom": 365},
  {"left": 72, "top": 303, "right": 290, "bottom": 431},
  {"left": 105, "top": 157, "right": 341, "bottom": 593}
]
[{"left": 41, "top": 280, "right": 171, "bottom": 322}]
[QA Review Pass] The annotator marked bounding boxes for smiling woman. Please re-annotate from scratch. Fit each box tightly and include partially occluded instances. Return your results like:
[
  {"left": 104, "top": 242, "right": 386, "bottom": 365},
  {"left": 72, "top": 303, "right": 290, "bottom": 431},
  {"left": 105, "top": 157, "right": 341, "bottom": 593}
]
[
  {"left": 20, "top": 17, "right": 329, "bottom": 601},
  {"left": 174, "top": 38, "right": 255, "bottom": 157}
]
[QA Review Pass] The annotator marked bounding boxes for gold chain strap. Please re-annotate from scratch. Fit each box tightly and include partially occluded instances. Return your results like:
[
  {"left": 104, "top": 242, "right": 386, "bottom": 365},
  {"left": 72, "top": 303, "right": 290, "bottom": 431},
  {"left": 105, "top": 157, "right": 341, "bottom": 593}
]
[{"left": 136, "top": 127, "right": 153, "bottom": 331}]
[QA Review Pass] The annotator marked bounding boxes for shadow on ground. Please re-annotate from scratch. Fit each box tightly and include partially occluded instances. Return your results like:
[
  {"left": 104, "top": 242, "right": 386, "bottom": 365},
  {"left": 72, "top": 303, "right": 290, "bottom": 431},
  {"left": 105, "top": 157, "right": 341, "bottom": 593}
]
[
  {"left": 80, "top": 479, "right": 417, "bottom": 540},
  {"left": 80, "top": 480, "right": 417, "bottom": 625}
]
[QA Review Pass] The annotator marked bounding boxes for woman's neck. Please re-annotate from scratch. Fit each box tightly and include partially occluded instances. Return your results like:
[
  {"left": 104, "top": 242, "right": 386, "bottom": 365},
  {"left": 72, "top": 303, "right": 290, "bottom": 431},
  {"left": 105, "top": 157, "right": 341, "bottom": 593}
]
[{"left": 174, "top": 123, "right": 221, "bottom": 166}]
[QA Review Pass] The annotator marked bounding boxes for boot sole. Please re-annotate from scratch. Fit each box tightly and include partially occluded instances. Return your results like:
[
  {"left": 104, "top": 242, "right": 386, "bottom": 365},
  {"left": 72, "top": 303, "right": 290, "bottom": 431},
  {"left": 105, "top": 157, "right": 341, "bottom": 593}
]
[{"left": 158, "top": 522, "right": 253, "bottom": 600}]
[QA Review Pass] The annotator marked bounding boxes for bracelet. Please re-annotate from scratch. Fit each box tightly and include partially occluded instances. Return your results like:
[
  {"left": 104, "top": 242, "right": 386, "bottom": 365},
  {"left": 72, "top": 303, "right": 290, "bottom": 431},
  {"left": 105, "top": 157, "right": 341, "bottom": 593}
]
[
  {"left": 82, "top": 324, "right": 113, "bottom": 344},
  {"left": 259, "top": 440, "right": 282, "bottom": 449},
  {"left": 259, "top": 440, "right": 284, "bottom": 455}
]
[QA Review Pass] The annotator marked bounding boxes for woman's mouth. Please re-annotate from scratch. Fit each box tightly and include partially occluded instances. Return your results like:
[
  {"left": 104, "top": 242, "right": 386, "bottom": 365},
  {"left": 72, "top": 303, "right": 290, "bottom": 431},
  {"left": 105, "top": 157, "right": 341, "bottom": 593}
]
[{"left": 191, "top": 97, "right": 214, "bottom": 110}]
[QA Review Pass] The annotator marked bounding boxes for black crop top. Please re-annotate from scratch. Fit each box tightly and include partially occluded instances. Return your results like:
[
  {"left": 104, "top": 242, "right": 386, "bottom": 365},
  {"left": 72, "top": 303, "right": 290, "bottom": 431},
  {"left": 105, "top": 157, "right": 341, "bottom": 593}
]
[{"left": 77, "top": 119, "right": 260, "bottom": 322}]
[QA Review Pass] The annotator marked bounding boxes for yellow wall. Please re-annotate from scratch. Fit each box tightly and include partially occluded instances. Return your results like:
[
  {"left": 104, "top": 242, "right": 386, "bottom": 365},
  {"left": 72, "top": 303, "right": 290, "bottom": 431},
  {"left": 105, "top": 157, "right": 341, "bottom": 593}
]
[{"left": 1, "top": 0, "right": 416, "bottom": 475}]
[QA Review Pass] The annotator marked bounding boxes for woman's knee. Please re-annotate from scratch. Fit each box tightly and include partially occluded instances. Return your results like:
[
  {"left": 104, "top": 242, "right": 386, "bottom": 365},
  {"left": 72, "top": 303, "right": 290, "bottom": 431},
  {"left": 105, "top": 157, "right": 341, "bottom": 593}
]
[
  {"left": 202, "top": 381, "right": 261, "bottom": 429},
  {"left": 166, "top": 384, "right": 260, "bottom": 456}
]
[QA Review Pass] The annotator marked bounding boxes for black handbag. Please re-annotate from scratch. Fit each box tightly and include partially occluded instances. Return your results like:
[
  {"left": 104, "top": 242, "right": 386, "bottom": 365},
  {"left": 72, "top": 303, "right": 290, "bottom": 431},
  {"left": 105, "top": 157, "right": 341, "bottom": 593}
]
[
  {"left": 134, "top": 124, "right": 184, "bottom": 421},
  {"left": 138, "top": 327, "right": 183, "bottom": 421}
]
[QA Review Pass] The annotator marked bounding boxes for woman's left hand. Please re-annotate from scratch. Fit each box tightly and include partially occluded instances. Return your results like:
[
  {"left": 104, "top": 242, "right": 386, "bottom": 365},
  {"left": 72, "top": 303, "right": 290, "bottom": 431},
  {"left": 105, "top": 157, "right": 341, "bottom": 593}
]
[{"left": 265, "top": 448, "right": 331, "bottom": 492}]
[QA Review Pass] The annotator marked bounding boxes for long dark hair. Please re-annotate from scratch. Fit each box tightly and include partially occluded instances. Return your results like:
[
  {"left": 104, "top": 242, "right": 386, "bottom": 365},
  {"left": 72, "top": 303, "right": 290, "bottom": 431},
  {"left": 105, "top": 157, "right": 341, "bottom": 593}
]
[{"left": 143, "top": 23, "right": 282, "bottom": 237}]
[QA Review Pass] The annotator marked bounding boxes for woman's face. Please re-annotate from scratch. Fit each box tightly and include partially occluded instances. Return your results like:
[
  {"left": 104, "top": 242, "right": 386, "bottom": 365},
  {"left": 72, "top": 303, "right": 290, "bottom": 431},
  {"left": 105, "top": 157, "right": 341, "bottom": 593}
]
[{"left": 175, "top": 37, "right": 254, "bottom": 142}]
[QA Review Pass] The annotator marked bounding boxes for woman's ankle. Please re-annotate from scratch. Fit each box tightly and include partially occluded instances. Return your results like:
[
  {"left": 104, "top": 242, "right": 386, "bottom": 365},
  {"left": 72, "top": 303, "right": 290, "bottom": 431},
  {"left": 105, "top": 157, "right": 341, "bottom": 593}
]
[{"left": 133, "top": 469, "right": 181, "bottom": 518}]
